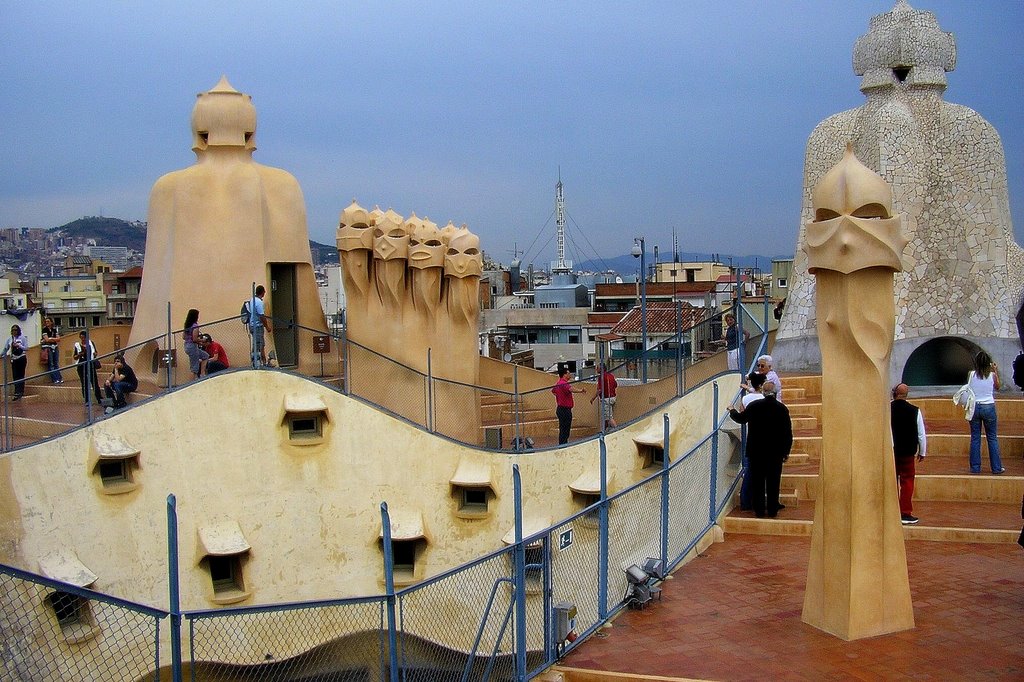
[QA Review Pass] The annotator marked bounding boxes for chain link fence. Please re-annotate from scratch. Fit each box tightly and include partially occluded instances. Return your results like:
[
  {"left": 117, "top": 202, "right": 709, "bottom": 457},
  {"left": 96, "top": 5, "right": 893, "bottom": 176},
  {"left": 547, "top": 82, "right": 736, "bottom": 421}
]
[
  {"left": 187, "top": 598, "right": 386, "bottom": 681},
  {"left": 0, "top": 564, "right": 165, "bottom": 681},
  {"left": 396, "top": 546, "right": 520, "bottom": 682}
]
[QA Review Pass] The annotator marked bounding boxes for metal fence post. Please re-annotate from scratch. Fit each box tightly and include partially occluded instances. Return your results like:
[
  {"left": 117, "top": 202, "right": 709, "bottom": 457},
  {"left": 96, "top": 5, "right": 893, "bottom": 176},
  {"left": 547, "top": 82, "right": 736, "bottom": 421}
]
[
  {"left": 736, "top": 299, "right": 745, "bottom": 373},
  {"left": 84, "top": 326, "right": 94, "bottom": 423},
  {"left": 342, "top": 326, "right": 350, "bottom": 396},
  {"left": 661, "top": 414, "right": 670, "bottom": 571},
  {"left": 2, "top": 358, "right": 9, "bottom": 452},
  {"left": 598, "top": 435, "right": 609, "bottom": 620},
  {"left": 380, "top": 502, "right": 399, "bottom": 682},
  {"left": 166, "top": 301, "right": 173, "bottom": 390},
  {"left": 597, "top": 344, "right": 606, "bottom": 434},
  {"left": 426, "top": 348, "right": 434, "bottom": 432},
  {"left": 249, "top": 282, "right": 257, "bottom": 370},
  {"left": 675, "top": 300, "right": 683, "bottom": 398},
  {"left": 512, "top": 464, "right": 526, "bottom": 682},
  {"left": 710, "top": 382, "right": 720, "bottom": 524},
  {"left": 167, "top": 494, "right": 183, "bottom": 682},
  {"left": 513, "top": 364, "right": 521, "bottom": 452}
]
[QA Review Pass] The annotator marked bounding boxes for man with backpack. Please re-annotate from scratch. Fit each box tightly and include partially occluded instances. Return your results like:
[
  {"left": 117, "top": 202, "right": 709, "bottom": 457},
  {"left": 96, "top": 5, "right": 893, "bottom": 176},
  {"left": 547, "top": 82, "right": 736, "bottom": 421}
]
[{"left": 244, "top": 285, "right": 273, "bottom": 367}]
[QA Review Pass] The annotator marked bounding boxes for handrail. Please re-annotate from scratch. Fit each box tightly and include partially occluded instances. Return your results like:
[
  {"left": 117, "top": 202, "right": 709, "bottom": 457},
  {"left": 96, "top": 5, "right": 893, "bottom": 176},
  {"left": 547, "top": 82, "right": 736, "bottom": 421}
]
[{"left": 460, "top": 576, "right": 515, "bottom": 682}]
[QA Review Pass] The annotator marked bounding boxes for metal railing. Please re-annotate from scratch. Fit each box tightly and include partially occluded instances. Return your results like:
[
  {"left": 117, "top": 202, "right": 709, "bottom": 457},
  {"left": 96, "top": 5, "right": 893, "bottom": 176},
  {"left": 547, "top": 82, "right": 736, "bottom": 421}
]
[{"left": 0, "top": 297, "right": 772, "bottom": 454}]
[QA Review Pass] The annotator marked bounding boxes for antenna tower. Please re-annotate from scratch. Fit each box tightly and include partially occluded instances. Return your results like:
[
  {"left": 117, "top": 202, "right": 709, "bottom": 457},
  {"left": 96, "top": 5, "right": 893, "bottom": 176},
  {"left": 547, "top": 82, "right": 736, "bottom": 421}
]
[{"left": 552, "top": 172, "right": 571, "bottom": 273}]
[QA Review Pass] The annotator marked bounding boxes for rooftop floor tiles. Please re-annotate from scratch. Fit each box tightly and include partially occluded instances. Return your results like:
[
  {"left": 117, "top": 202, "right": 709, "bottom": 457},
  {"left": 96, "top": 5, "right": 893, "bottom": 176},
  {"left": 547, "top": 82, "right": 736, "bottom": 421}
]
[{"left": 561, "top": 533, "right": 1024, "bottom": 681}]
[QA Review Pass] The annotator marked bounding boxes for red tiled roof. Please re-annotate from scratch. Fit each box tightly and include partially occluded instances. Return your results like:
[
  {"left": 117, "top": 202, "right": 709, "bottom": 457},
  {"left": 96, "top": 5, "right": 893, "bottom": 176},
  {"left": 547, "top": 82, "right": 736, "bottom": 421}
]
[
  {"left": 611, "top": 301, "right": 709, "bottom": 335},
  {"left": 588, "top": 312, "right": 626, "bottom": 325},
  {"left": 118, "top": 266, "right": 143, "bottom": 279}
]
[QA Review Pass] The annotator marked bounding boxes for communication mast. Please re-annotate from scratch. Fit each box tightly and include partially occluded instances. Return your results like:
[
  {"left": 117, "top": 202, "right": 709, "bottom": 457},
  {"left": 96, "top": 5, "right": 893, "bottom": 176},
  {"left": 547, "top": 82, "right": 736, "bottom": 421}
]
[{"left": 552, "top": 173, "right": 572, "bottom": 274}]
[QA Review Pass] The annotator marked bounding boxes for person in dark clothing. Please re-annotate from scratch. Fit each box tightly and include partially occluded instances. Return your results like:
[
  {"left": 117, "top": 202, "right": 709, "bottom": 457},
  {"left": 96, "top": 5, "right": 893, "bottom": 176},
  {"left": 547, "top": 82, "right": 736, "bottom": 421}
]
[
  {"left": 728, "top": 381, "right": 793, "bottom": 518},
  {"left": 1013, "top": 350, "right": 1024, "bottom": 391},
  {"left": 73, "top": 331, "right": 104, "bottom": 404},
  {"left": 890, "top": 383, "right": 927, "bottom": 525},
  {"left": 103, "top": 354, "right": 138, "bottom": 411}
]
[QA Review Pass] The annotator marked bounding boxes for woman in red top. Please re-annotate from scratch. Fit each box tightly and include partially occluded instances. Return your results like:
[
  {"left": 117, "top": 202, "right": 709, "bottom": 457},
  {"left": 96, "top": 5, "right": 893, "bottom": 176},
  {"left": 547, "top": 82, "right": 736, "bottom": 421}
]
[{"left": 552, "top": 368, "right": 585, "bottom": 445}]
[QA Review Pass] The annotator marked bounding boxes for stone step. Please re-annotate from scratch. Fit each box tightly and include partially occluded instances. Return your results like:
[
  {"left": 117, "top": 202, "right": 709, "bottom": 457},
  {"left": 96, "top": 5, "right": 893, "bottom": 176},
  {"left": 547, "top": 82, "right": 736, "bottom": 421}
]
[
  {"left": 723, "top": 498, "right": 1021, "bottom": 543},
  {"left": 792, "top": 436, "right": 821, "bottom": 459},
  {"left": 780, "top": 472, "right": 1023, "bottom": 504},
  {"left": 927, "top": 433, "right": 1023, "bottom": 458},
  {"left": 780, "top": 387, "right": 806, "bottom": 402},
  {"left": 480, "top": 403, "right": 549, "bottom": 422},
  {"left": 784, "top": 453, "right": 810, "bottom": 466},
  {"left": 779, "top": 490, "right": 799, "bottom": 508},
  {"left": 781, "top": 375, "right": 821, "bottom": 398},
  {"left": 480, "top": 418, "right": 590, "bottom": 441},
  {"left": 787, "top": 403, "right": 820, "bottom": 419},
  {"left": 791, "top": 416, "right": 817, "bottom": 431},
  {"left": 914, "top": 396, "right": 1024, "bottom": 422},
  {"left": 28, "top": 384, "right": 153, "bottom": 406}
]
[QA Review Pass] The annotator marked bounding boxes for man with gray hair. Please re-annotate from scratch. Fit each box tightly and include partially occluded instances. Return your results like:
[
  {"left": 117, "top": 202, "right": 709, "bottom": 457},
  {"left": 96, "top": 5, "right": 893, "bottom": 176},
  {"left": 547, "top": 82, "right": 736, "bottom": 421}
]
[
  {"left": 728, "top": 381, "right": 793, "bottom": 518},
  {"left": 891, "top": 383, "right": 927, "bottom": 525}
]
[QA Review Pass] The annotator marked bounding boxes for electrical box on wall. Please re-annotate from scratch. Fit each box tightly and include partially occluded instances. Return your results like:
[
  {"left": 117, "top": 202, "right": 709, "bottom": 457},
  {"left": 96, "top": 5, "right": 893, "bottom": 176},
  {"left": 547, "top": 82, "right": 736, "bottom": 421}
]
[{"left": 553, "top": 601, "right": 577, "bottom": 641}]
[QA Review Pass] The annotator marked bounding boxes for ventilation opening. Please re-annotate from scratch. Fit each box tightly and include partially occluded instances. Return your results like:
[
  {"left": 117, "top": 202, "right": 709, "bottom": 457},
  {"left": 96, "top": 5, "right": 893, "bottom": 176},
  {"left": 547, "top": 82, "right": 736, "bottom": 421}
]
[
  {"left": 98, "top": 460, "right": 129, "bottom": 486},
  {"left": 637, "top": 443, "right": 665, "bottom": 469},
  {"left": 459, "top": 487, "right": 489, "bottom": 513},
  {"left": 572, "top": 491, "right": 601, "bottom": 527},
  {"left": 205, "top": 554, "right": 249, "bottom": 604},
  {"left": 385, "top": 539, "right": 426, "bottom": 585},
  {"left": 46, "top": 591, "right": 97, "bottom": 644},
  {"left": 902, "top": 337, "right": 983, "bottom": 386},
  {"left": 893, "top": 66, "right": 910, "bottom": 82}
]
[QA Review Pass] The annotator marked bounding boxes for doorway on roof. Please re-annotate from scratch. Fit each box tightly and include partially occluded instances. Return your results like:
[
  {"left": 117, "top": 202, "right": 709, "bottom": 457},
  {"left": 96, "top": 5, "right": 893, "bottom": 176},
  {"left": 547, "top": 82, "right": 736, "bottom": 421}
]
[
  {"left": 270, "top": 264, "right": 297, "bottom": 367},
  {"left": 901, "top": 336, "right": 983, "bottom": 386}
]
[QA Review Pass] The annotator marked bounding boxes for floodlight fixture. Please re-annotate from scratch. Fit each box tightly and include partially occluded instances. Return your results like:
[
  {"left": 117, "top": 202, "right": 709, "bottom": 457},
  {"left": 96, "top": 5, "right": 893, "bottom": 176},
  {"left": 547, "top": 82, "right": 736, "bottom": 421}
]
[
  {"left": 643, "top": 557, "right": 664, "bottom": 580},
  {"left": 625, "top": 564, "right": 649, "bottom": 585}
]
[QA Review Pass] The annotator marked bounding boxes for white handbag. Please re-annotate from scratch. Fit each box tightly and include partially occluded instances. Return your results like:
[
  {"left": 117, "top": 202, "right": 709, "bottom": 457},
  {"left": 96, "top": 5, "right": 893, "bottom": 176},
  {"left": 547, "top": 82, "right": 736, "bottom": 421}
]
[{"left": 952, "top": 371, "right": 976, "bottom": 421}]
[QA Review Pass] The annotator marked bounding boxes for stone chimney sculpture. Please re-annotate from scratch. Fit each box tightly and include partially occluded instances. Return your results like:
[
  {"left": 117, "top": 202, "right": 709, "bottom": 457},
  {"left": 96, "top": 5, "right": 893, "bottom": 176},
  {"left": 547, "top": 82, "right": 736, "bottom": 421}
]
[
  {"left": 775, "top": 1, "right": 1024, "bottom": 383},
  {"left": 130, "top": 77, "right": 326, "bottom": 379},
  {"left": 337, "top": 201, "right": 482, "bottom": 442},
  {"left": 801, "top": 144, "right": 915, "bottom": 640}
]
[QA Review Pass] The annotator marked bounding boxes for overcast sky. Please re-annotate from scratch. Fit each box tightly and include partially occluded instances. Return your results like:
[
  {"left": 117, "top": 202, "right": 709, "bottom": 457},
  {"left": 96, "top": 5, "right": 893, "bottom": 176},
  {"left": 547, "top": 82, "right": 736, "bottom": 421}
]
[{"left": 2, "top": 1, "right": 1022, "bottom": 270}]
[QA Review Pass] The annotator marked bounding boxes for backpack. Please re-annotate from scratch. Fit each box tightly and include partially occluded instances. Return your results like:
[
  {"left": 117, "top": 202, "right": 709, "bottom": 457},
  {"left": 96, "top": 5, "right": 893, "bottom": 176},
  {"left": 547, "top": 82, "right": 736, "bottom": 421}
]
[
  {"left": 1013, "top": 352, "right": 1024, "bottom": 390},
  {"left": 240, "top": 301, "right": 251, "bottom": 326}
]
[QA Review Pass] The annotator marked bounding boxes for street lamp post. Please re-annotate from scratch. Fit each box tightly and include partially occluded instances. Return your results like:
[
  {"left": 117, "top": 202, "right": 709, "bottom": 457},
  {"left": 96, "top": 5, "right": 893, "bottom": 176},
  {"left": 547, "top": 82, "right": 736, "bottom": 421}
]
[{"left": 631, "top": 237, "right": 648, "bottom": 383}]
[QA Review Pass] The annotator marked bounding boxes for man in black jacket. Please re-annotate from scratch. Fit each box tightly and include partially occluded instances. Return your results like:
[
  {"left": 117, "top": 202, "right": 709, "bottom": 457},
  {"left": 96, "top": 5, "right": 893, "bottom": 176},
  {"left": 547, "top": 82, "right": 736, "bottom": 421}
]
[
  {"left": 891, "top": 383, "right": 927, "bottom": 525},
  {"left": 728, "top": 382, "right": 793, "bottom": 518}
]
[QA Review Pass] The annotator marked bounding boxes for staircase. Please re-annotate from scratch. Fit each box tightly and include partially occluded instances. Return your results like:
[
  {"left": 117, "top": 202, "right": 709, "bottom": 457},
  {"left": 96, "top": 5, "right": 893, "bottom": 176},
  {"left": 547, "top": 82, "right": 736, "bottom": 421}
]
[
  {"left": 479, "top": 391, "right": 592, "bottom": 448},
  {"left": 0, "top": 368, "right": 157, "bottom": 449},
  {"left": 723, "top": 375, "right": 1024, "bottom": 543}
]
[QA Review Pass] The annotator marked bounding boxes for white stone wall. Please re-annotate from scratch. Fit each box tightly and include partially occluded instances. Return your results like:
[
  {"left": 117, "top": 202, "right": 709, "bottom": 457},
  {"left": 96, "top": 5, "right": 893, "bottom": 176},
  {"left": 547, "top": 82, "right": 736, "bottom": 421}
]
[{"left": 776, "top": 3, "right": 1023, "bottom": 375}]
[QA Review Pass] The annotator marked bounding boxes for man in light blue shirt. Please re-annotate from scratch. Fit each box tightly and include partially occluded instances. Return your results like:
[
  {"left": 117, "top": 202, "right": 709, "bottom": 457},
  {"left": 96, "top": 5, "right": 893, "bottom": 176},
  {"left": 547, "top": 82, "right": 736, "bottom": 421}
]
[{"left": 249, "top": 285, "right": 273, "bottom": 367}]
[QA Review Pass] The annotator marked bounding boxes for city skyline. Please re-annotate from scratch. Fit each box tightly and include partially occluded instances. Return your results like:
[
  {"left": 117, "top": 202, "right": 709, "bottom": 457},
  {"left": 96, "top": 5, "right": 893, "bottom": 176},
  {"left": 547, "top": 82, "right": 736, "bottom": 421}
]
[{"left": 2, "top": 1, "right": 1022, "bottom": 270}]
